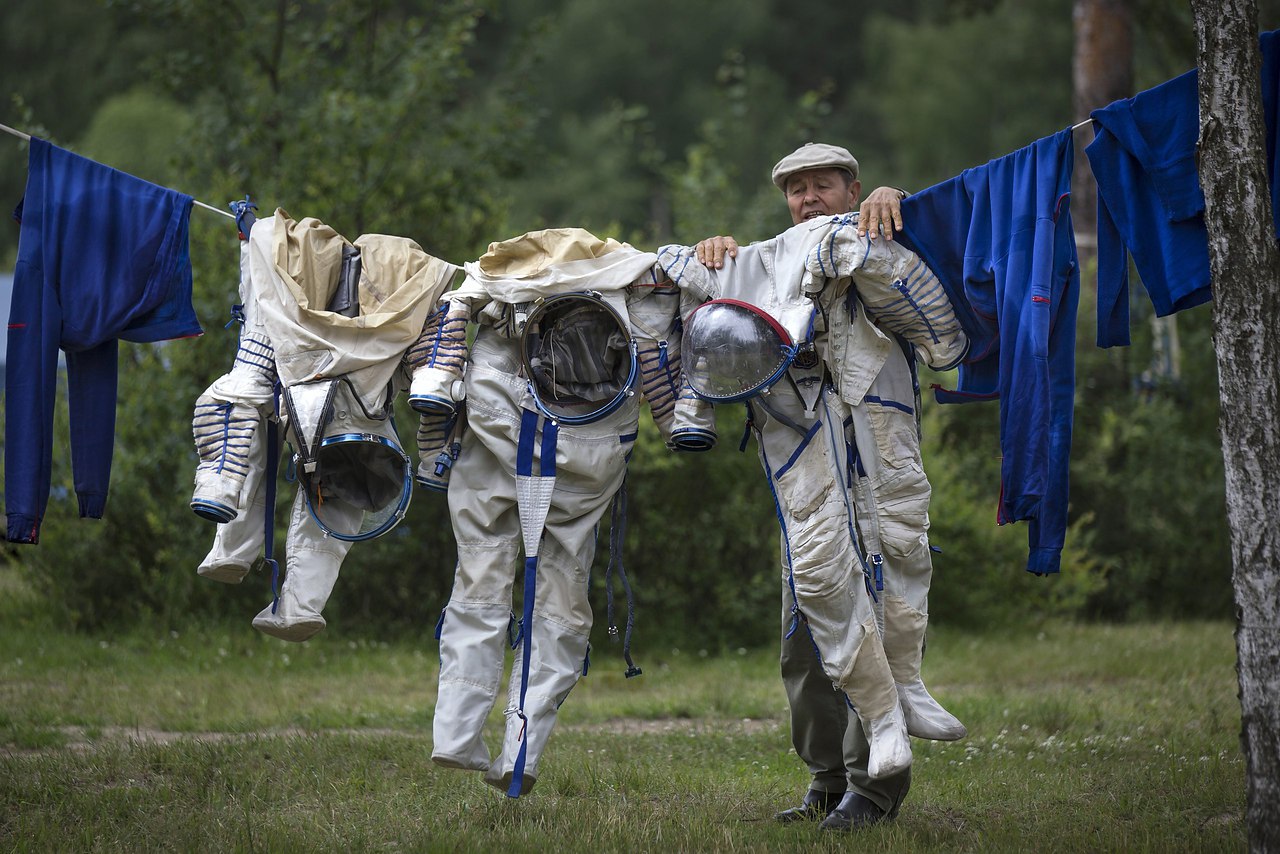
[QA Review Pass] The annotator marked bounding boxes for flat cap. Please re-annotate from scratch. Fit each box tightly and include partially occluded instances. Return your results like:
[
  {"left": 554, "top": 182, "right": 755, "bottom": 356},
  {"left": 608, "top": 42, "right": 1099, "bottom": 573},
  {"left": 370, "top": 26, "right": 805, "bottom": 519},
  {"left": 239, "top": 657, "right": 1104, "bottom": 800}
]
[{"left": 771, "top": 142, "right": 859, "bottom": 190}]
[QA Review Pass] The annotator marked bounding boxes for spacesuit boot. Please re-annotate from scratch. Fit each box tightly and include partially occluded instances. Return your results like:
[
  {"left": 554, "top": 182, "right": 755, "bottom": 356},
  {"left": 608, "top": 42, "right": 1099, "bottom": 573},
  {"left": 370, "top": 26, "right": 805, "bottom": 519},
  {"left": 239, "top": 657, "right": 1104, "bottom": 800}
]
[
  {"left": 896, "top": 677, "right": 966, "bottom": 742},
  {"left": 430, "top": 591, "right": 515, "bottom": 773},
  {"left": 884, "top": 586, "right": 967, "bottom": 742},
  {"left": 483, "top": 610, "right": 590, "bottom": 795},
  {"left": 863, "top": 703, "right": 913, "bottom": 781},
  {"left": 196, "top": 506, "right": 261, "bottom": 584},
  {"left": 841, "top": 616, "right": 913, "bottom": 780},
  {"left": 251, "top": 493, "right": 353, "bottom": 642}
]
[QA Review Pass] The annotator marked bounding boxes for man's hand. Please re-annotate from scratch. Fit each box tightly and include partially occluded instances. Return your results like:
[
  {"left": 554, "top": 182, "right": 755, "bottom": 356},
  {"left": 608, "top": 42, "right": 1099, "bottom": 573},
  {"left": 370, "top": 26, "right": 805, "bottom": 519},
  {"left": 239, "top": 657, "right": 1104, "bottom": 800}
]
[
  {"left": 858, "top": 186, "right": 907, "bottom": 241},
  {"left": 694, "top": 236, "right": 739, "bottom": 269}
]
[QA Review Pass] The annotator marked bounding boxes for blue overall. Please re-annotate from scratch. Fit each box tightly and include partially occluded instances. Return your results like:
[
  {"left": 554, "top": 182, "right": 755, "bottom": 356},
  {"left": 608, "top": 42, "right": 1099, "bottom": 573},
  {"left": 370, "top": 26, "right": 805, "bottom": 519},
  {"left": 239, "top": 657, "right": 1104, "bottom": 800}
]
[
  {"left": 5, "top": 138, "right": 200, "bottom": 543},
  {"left": 898, "top": 129, "right": 1079, "bottom": 576},
  {"left": 1086, "top": 29, "right": 1280, "bottom": 347}
]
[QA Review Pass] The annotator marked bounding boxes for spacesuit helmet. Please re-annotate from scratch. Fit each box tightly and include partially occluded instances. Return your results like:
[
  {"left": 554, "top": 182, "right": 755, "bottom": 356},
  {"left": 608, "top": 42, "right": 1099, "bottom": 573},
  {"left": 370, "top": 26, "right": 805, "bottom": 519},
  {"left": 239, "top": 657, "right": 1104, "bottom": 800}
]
[
  {"left": 519, "top": 291, "right": 638, "bottom": 425},
  {"left": 286, "top": 380, "right": 413, "bottom": 542},
  {"left": 682, "top": 298, "right": 797, "bottom": 402}
]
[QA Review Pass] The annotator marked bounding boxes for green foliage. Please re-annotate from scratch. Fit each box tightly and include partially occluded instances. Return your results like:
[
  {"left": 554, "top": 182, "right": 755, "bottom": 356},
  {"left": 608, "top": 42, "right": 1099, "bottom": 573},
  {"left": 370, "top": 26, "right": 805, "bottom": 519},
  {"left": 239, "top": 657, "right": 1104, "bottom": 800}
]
[
  {"left": 109, "top": 0, "right": 535, "bottom": 260},
  {"left": 609, "top": 408, "right": 780, "bottom": 653},
  {"left": 3, "top": 345, "right": 264, "bottom": 630},
  {"left": 665, "top": 70, "right": 840, "bottom": 246},
  {"left": 0, "top": 0, "right": 162, "bottom": 262},
  {"left": 504, "top": 103, "right": 664, "bottom": 243},
  {"left": 859, "top": 0, "right": 1075, "bottom": 190},
  {"left": 1069, "top": 301, "right": 1233, "bottom": 619},
  {"left": 77, "top": 89, "right": 194, "bottom": 187},
  {"left": 921, "top": 396, "right": 1109, "bottom": 628},
  {"left": 4, "top": 0, "right": 535, "bottom": 633},
  {"left": 914, "top": 280, "right": 1233, "bottom": 624},
  {"left": 0, "top": 0, "right": 1252, "bottom": 641},
  {"left": 501, "top": 0, "right": 899, "bottom": 245}
]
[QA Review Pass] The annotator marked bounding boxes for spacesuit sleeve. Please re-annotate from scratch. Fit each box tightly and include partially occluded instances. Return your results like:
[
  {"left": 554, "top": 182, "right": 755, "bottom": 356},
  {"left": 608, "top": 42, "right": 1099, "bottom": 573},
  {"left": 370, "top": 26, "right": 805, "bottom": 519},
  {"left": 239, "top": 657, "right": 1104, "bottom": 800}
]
[{"left": 808, "top": 227, "right": 968, "bottom": 371}]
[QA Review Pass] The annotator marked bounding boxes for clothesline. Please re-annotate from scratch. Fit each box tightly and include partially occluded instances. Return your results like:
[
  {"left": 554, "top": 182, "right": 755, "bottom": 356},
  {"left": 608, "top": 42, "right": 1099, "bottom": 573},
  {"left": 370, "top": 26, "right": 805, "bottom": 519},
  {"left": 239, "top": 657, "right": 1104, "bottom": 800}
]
[
  {"left": 4, "top": 116, "right": 1101, "bottom": 223},
  {"left": 1, "top": 121, "right": 235, "bottom": 220}
]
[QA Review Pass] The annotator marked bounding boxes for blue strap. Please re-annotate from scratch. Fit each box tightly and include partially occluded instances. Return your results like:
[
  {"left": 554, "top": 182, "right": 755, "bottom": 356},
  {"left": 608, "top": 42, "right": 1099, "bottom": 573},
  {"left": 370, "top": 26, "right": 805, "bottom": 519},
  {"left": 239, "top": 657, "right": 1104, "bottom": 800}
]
[
  {"left": 229, "top": 195, "right": 258, "bottom": 239},
  {"left": 517, "top": 409, "right": 538, "bottom": 477},
  {"left": 507, "top": 612, "right": 522, "bottom": 649},
  {"left": 508, "top": 412, "right": 557, "bottom": 798},
  {"left": 759, "top": 438, "right": 802, "bottom": 634},
  {"left": 772, "top": 419, "right": 823, "bottom": 479},
  {"left": 827, "top": 407, "right": 878, "bottom": 604},
  {"left": 507, "top": 555, "right": 539, "bottom": 798},
  {"left": 265, "top": 384, "right": 281, "bottom": 613},
  {"left": 540, "top": 418, "right": 558, "bottom": 477},
  {"left": 739, "top": 401, "right": 755, "bottom": 452},
  {"left": 604, "top": 479, "right": 642, "bottom": 678},
  {"left": 224, "top": 304, "right": 246, "bottom": 329},
  {"left": 433, "top": 412, "right": 463, "bottom": 478},
  {"left": 606, "top": 501, "right": 619, "bottom": 639}
]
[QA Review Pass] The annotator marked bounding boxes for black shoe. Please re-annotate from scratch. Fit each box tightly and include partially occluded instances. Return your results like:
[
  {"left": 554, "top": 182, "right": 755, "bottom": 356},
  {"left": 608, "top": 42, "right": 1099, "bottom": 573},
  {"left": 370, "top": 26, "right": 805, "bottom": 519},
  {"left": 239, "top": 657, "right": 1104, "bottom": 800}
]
[
  {"left": 817, "top": 791, "right": 894, "bottom": 832},
  {"left": 774, "top": 788, "right": 846, "bottom": 823}
]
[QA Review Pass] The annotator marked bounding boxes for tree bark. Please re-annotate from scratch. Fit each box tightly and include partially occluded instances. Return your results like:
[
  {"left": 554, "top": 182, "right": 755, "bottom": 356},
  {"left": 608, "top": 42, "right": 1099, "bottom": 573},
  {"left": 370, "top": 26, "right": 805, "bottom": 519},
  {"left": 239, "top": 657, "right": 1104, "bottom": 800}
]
[
  {"left": 1072, "top": 0, "right": 1133, "bottom": 257},
  {"left": 1189, "top": 1, "right": 1280, "bottom": 848},
  {"left": 1074, "top": 0, "right": 1136, "bottom": 385}
]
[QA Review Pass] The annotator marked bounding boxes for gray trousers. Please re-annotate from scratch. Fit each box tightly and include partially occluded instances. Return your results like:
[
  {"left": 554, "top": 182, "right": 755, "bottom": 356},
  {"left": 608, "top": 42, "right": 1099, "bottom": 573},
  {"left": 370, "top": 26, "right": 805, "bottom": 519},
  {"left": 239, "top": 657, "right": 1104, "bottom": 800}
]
[{"left": 780, "top": 581, "right": 912, "bottom": 814}]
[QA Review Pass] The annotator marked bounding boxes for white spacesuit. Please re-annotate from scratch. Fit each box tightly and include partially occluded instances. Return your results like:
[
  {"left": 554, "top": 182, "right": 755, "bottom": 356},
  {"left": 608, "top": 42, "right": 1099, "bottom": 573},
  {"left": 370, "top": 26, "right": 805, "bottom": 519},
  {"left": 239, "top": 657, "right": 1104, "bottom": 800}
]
[
  {"left": 429, "top": 228, "right": 673, "bottom": 798},
  {"left": 658, "top": 212, "right": 968, "bottom": 779},
  {"left": 191, "top": 208, "right": 457, "bottom": 641},
  {"left": 805, "top": 214, "right": 970, "bottom": 743}
]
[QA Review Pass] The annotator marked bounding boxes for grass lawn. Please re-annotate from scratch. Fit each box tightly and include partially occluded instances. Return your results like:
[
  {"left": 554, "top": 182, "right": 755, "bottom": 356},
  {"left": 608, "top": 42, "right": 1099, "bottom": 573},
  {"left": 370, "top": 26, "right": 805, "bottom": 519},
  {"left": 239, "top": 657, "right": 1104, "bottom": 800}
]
[{"left": 0, "top": 611, "right": 1244, "bottom": 852}]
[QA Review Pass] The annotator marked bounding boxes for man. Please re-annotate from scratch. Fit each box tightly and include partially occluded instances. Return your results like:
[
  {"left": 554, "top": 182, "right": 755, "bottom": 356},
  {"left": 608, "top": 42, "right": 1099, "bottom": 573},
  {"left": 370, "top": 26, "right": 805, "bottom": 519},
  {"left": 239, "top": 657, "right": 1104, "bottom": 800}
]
[{"left": 691, "top": 143, "right": 967, "bottom": 831}]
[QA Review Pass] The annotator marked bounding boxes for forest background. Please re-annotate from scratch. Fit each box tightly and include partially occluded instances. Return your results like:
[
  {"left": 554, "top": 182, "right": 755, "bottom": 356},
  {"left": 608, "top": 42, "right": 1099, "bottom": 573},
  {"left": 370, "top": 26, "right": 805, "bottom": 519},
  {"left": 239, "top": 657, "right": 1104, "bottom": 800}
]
[{"left": 2, "top": 0, "right": 1273, "bottom": 649}]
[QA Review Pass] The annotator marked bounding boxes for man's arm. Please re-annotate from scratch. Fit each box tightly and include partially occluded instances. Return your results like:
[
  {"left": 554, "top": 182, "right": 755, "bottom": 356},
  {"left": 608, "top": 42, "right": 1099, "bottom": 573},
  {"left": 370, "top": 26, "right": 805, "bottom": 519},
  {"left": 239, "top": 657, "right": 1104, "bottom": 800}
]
[{"left": 693, "top": 186, "right": 909, "bottom": 268}]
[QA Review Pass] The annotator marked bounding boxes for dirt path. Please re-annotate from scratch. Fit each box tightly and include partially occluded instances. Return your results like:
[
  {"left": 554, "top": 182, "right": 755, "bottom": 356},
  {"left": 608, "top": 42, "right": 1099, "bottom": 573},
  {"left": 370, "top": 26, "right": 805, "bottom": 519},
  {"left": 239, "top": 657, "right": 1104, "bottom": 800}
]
[{"left": 3, "top": 717, "right": 783, "bottom": 757}]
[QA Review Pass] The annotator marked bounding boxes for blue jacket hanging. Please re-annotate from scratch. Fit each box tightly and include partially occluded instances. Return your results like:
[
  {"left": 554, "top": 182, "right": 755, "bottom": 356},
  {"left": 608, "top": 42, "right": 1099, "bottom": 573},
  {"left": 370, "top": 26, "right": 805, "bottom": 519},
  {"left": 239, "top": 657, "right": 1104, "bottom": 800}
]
[
  {"left": 898, "top": 128, "right": 1080, "bottom": 577},
  {"left": 1086, "top": 28, "right": 1280, "bottom": 347},
  {"left": 5, "top": 137, "right": 201, "bottom": 544}
]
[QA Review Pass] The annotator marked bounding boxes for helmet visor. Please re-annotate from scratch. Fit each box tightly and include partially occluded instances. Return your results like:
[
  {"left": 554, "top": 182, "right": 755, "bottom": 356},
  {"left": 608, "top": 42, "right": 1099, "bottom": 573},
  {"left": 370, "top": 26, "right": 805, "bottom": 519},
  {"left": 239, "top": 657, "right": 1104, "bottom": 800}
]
[
  {"left": 301, "top": 433, "right": 411, "bottom": 541},
  {"left": 683, "top": 299, "right": 794, "bottom": 402},
  {"left": 521, "top": 292, "right": 637, "bottom": 423}
]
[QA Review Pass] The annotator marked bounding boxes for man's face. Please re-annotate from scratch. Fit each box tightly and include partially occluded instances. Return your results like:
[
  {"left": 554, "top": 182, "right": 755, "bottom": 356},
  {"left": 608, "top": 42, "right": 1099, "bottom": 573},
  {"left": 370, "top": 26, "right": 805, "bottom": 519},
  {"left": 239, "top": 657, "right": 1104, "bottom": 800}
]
[{"left": 783, "top": 167, "right": 861, "bottom": 225}]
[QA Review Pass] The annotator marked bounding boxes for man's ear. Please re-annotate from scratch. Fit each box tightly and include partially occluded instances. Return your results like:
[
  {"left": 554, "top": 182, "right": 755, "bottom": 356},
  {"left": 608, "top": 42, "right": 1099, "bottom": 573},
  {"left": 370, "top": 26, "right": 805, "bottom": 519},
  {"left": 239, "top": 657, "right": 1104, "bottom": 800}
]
[{"left": 849, "top": 179, "right": 863, "bottom": 210}]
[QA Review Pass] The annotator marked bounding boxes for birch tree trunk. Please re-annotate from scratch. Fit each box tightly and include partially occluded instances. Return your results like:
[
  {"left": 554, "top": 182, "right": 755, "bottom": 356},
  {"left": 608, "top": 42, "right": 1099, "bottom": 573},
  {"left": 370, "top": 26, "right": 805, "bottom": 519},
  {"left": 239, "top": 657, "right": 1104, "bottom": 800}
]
[{"left": 1189, "top": 1, "right": 1280, "bottom": 847}]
